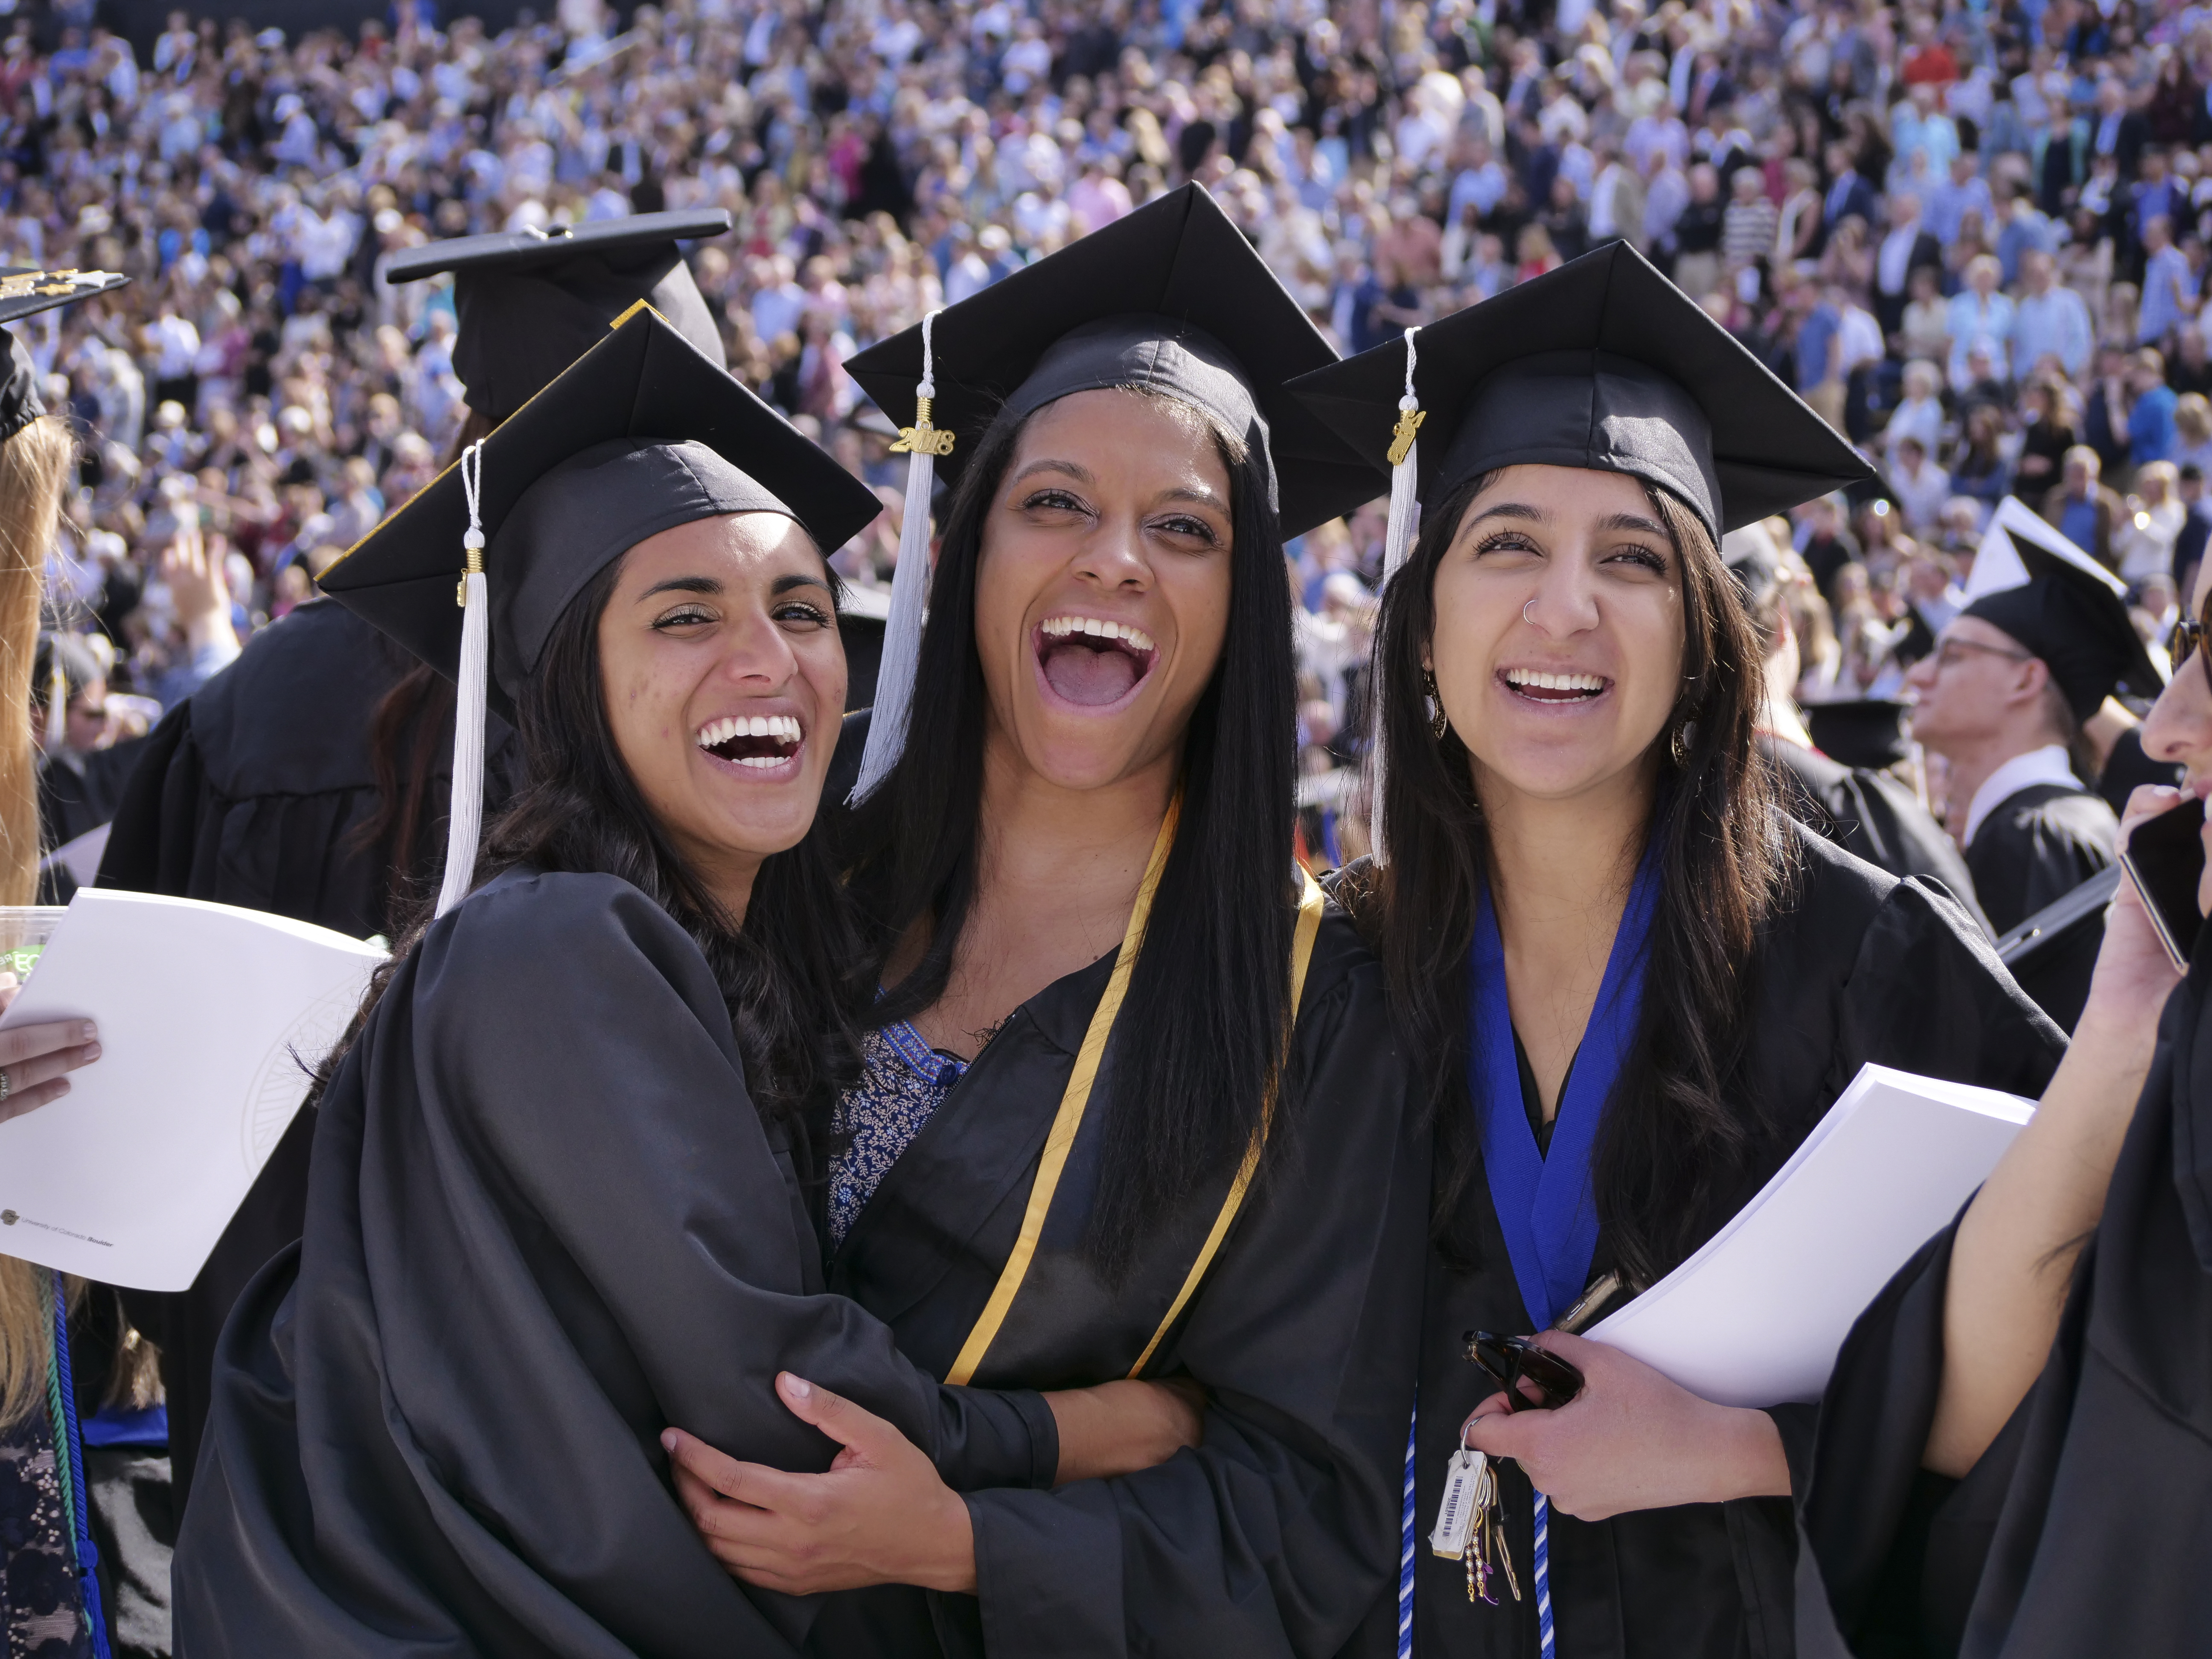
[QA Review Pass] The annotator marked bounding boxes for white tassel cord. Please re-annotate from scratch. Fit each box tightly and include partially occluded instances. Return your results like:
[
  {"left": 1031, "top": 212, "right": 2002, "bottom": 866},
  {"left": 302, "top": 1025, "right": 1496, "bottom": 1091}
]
[
  {"left": 1370, "top": 326, "right": 1423, "bottom": 864},
  {"left": 436, "top": 441, "right": 489, "bottom": 919},
  {"left": 851, "top": 308, "right": 950, "bottom": 803}
]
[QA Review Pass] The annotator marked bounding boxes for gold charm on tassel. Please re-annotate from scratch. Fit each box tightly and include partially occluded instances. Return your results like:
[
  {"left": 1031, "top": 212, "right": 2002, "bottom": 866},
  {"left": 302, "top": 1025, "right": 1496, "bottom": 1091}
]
[
  {"left": 891, "top": 393, "right": 957, "bottom": 458},
  {"left": 1387, "top": 406, "right": 1426, "bottom": 467}
]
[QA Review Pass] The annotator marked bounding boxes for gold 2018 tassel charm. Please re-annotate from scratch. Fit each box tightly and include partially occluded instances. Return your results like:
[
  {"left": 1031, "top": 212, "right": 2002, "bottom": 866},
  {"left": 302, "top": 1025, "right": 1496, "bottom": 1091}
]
[
  {"left": 1387, "top": 405, "right": 1426, "bottom": 467},
  {"left": 891, "top": 393, "right": 956, "bottom": 458}
]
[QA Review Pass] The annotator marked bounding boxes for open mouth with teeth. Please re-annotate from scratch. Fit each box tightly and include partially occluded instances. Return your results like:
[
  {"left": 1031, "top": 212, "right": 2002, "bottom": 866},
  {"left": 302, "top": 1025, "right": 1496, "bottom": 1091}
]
[
  {"left": 1501, "top": 667, "right": 1610, "bottom": 704},
  {"left": 1036, "top": 614, "right": 1160, "bottom": 708},
  {"left": 696, "top": 713, "right": 803, "bottom": 770}
]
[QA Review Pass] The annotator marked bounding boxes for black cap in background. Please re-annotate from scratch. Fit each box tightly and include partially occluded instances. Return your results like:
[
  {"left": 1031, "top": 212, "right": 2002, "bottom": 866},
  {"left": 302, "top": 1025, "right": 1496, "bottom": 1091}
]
[
  {"left": 1807, "top": 700, "right": 1916, "bottom": 770},
  {"left": 384, "top": 210, "right": 733, "bottom": 420},
  {"left": 2, "top": 267, "right": 130, "bottom": 439},
  {"left": 1961, "top": 496, "right": 2166, "bottom": 719},
  {"left": 1284, "top": 242, "right": 1870, "bottom": 540},
  {"left": 844, "top": 183, "right": 1378, "bottom": 538},
  {"left": 321, "top": 303, "right": 880, "bottom": 723}
]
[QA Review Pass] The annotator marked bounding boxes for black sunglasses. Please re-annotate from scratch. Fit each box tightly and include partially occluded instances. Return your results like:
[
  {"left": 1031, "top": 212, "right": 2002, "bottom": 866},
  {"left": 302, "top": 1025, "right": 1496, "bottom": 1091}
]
[
  {"left": 1463, "top": 1330, "right": 1586, "bottom": 1412},
  {"left": 2174, "top": 591, "right": 2212, "bottom": 694}
]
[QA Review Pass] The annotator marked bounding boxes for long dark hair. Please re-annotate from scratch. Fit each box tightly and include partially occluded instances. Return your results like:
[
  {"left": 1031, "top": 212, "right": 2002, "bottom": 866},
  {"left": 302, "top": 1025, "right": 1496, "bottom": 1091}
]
[
  {"left": 347, "top": 553, "right": 869, "bottom": 1143},
  {"left": 1344, "top": 472, "right": 1794, "bottom": 1289},
  {"left": 840, "top": 387, "right": 1301, "bottom": 1276}
]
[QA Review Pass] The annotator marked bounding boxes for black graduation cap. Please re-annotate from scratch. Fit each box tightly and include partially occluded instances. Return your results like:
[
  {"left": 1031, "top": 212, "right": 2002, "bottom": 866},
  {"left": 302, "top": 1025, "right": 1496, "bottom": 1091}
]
[
  {"left": 384, "top": 210, "right": 732, "bottom": 420},
  {"left": 320, "top": 303, "right": 880, "bottom": 726},
  {"left": 1284, "top": 241, "right": 1870, "bottom": 541},
  {"left": 1, "top": 266, "right": 130, "bottom": 440},
  {"left": 1960, "top": 497, "right": 2166, "bottom": 719},
  {"left": 1807, "top": 700, "right": 1915, "bottom": 770},
  {"left": 843, "top": 183, "right": 1377, "bottom": 539}
]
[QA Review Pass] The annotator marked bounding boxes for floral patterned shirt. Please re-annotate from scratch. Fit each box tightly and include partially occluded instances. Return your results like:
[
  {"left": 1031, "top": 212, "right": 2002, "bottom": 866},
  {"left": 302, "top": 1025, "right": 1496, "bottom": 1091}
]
[
  {"left": 827, "top": 1019, "right": 967, "bottom": 1249},
  {"left": 0, "top": 1413, "right": 88, "bottom": 1659}
]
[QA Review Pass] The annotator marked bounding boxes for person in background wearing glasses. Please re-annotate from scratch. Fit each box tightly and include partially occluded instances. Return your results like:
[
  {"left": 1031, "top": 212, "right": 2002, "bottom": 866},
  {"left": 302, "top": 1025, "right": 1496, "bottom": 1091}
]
[
  {"left": 1800, "top": 545, "right": 2212, "bottom": 1659},
  {"left": 1901, "top": 515, "right": 2166, "bottom": 937}
]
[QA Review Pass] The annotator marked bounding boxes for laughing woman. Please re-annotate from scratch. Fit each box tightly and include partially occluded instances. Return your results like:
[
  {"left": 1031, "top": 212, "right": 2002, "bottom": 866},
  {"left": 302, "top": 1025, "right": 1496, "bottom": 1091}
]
[
  {"left": 667, "top": 186, "right": 1431, "bottom": 1657},
  {"left": 174, "top": 311, "right": 1199, "bottom": 1656},
  {"left": 1288, "top": 245, "right": 2070, "bottom": 1656}
]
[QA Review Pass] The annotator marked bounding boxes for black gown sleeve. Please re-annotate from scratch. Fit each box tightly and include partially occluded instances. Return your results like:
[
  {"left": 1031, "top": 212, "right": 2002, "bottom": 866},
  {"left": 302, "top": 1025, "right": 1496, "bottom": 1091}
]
[
  {"left": 1965, "top": 793, "right": 2119, "bottom": 936},
  {"left": 175, "top": 871, "right": 1052, "bottom": 1659},
  {"left": 956, "top": 958, "right": 1429, "bottom": 1659}
]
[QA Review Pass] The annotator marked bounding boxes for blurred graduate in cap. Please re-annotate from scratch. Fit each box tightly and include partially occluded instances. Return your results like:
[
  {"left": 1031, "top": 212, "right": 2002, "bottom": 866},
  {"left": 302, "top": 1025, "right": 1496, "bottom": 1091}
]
[
  {"left": 1902, "top": 497, "right": 2167, "bottom": 941},
  {"left": 1802, "top": 521, "right": 2212, "bottom": 1659},
  {"left": 1722, "top": 523, "right": 1988, "bottom": 927},
  {"left": 1289, "top": 242, "right": 2064, "bottom": 1659},
  {"left": 175, "top": 303, "right": 1208, "bottom": 1657},
  {"left": 667, "top": 182, "right": 1432, "bottom": 1656},
  {"left": 96, "top": 211, "right": 738, "bottom": 1508}
]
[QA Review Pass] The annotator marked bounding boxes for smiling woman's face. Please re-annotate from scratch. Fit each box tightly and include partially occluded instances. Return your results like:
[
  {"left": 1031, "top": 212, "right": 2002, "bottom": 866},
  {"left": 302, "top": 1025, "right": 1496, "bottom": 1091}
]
[
  {"left": 598, "top": 511, "right": 845, "bottom": 897},
  {"left": 972, "top": 388, "right": 1235, "bottom": 792},
  {"left": 1427, "top": 463, "right": 1686, "bottom": 805}
]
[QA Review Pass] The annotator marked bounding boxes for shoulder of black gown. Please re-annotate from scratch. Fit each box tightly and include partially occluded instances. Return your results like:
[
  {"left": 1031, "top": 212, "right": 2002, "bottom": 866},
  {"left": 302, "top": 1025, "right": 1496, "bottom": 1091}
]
[
  {"left": 1762, "top": 736, "right": 1991, "bottom": 931},
  {"left": 1965, "top": 783, "right": 2120, "bottom": 934},
  {"left": 2095, "top": 723, "right": 2183, "bottom": 816},
  {"left": 1755, "top": 823, "right": 2066, "bottom": 1130},
  {"left": 189, "top": 599, "right": 405, "bottom": 799}
]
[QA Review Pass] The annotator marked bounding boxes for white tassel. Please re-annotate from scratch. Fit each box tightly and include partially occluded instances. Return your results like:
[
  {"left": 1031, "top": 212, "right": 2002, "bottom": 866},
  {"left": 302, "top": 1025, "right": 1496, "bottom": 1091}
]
[
  {"left": 1369, "top": 327, "right": 1423, "bottom": 865},
  {"left": 851, "top": 309, "right": 951, "bottom": 803},
  {"left": 436, "top": 441, "right": 489, "bottom": 919}
]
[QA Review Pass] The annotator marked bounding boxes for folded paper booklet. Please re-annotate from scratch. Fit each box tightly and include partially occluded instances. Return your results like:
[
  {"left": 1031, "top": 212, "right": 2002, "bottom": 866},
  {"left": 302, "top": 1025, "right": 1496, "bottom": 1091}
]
[
  {"left": 0, "top": 888, "right": 384, "bottom": 1291},
  {"left": 1586, "top": 1064, "right": 2035, "bottom": 1409}
]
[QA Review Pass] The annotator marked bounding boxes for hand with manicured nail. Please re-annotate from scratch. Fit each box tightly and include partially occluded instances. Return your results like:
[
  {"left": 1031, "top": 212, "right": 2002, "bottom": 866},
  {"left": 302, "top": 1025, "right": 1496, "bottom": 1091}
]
[
  {"left": 664, "top": 1373, "right": 978, "bottom": 1595},
  {"left": 0, "top": 975, "right": 100, "bottom": 1126}
]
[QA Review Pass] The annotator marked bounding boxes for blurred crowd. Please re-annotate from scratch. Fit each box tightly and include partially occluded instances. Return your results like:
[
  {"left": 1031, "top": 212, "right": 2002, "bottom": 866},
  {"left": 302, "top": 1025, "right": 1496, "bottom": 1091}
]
[{"left": 1, "top": 0, "right": 2201, "bottom": 846}]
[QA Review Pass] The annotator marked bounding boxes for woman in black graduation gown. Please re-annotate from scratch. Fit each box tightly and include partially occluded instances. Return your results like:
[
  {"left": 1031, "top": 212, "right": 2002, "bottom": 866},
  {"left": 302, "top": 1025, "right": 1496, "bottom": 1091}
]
[
  {"left": 666, "top": 185, "right": 1432, "bottom": 1657},
  {"left": 1284, "top": 244, "right": 2070, "bottom": 1659},
  {"left": 99, "top": 211, "right": 734, "bottom": 1508},
  {"left": 1799, "top": 575, "right": 2210, "bottom": 1656},
  {"left": 174, "top": 308, "right": 1202, "bottom": 1656}
]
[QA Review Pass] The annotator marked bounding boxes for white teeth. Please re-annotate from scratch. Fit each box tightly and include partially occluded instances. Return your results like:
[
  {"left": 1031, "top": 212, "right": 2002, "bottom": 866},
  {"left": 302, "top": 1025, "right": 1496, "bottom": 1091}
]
[
  {"left": 1040, "top": 615, "right": 1157, "bottom": 654},
  {"left": 696, "top": 714, "right": 802, "bottom": 749},
  {"left": 1505, "top": 669, "right": 1605, "bottom": 693}
]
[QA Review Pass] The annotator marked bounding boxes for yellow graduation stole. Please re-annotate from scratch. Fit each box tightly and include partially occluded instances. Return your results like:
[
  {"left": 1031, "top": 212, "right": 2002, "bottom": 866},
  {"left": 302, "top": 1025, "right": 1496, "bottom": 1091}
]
[{"left": 943, "top": 801, "right": 1328, "bottom": 1385}]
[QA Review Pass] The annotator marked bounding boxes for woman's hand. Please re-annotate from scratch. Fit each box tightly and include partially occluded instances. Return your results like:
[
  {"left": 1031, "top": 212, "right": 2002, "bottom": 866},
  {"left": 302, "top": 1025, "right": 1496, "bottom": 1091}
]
[
  {"left": 2077, "top": 784, "right": 2194, "bottom": 1047},
  {"left": 0, "top": 978, "right": 100, "bottom": 1126},
  {"left": 1461, "top": 1332, "right": 1789, "bottom": 1521},
  {"left": 664, "top": 1373, "right": 977, "bottom": 1595},
  {"left": 1045, "top": 1377, "right": 1206, "bottom": 1484}
]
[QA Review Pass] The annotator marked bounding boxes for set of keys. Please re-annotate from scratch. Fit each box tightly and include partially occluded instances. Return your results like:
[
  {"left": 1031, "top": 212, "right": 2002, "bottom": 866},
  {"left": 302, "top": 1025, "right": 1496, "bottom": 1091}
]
[{"left": 1427, "top": 1439, "right": 1520, "bottom": 1606}]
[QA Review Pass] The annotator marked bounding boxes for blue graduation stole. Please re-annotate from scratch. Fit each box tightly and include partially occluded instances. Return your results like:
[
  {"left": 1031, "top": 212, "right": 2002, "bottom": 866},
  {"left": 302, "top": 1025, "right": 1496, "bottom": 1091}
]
[{"left": 1466, "top": 849, "right": 1662, "bottom": 1328}]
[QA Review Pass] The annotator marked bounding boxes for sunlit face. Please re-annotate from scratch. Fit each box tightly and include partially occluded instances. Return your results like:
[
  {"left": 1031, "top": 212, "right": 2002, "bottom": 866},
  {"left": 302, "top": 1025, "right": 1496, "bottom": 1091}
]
[
  {"left": 63, "top": 680, "right": 108, "bottom": 752},
  {"left": 1426, "top": 464, "right": 1685, "bottom": 805},
  {"left": 1900, "top": 615, "right": 2037, "bottom": 756},
  {"left": 598, "top": 512, "right": 845, "bottom": 899},
  {"left": 972, "top": 388, "right": 1234, "bottom": 792},
  {"left": 2141, "top": 556, "right": 2212, "bottom": 912}
]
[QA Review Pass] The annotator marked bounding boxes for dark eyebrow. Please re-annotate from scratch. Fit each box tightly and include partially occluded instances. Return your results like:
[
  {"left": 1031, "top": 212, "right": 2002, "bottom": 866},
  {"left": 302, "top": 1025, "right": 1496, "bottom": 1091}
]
[
  {"left": 1462, "top": 501, "right": 1549, "bottom": 531},
  {"left": 1010, "top": 458, "right": 1097, "bottom": 486},
  {"left": 639, "top": 575, "right": 720, "bottom": 599},
  {"left": 772, "top": 572, "right": 833, "bottom": 595},
  {"left": 1597, "top": 512, "right": 1671, "bottom": 539},
  {"left": 1155, "top": 486, "right": 1228, "bottom": 510}
]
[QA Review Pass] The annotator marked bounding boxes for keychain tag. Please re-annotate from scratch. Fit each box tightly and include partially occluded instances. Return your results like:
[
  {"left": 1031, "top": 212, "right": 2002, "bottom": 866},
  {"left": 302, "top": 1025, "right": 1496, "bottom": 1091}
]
[{"left": 1429, "top": 1446, "right": 1487, "bottom": 1558}]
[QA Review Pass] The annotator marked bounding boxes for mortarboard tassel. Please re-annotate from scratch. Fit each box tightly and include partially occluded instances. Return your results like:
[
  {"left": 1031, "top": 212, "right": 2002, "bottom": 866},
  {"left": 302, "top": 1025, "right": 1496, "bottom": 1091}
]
[
  {"left": 436, "top": 440, "right": 489, "bottom": 918},
  {"left": 1370, "top": 327, "right": 1424, "bottom": 864},
  {"left": 850, "top": 308, "right": 953, "bottom": 803},
  {"left": 43, "top": 658, "right": 66, "bottom": 753}
]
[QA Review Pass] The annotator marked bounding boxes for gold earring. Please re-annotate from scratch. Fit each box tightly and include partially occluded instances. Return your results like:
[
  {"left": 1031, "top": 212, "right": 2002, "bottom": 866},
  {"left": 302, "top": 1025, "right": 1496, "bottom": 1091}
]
[
  {"left": 1423, "top": 667, "right": 1449, "bottom": 740},
  {"left": 1670, "top": 720, "right": 1692, "bottom": 766}
]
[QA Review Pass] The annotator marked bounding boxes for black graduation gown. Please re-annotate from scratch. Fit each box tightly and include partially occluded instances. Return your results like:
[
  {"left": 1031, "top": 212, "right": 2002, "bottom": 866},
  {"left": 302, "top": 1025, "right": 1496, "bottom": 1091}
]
[
  {"left": 1760, "top": 736, "right": 1990, "bottom": 933},
  {"left": 98, "top": 597, "right": 516, "bottom": 1508},
  {"left": 1804, "top": 934, "right": 2212, "bottom": 1658},
  {"left": 2092, "top": 725, "right": 2181, "bottom": 818},
  {"left": 173, "top": 868, "right": 1057, "bottom": 1657},
  {"left": 1404, "top": 826, "right": 2066, "bottom": 1659},
  {"left": 811, "top": 904, "right": 1431, "bottom": 1659},
  {"left": 37, "top": 733, "right": 149, "bottom": 861},
  {"left": 1963, "top": 784, "right": 2118, "bottom": 936}
]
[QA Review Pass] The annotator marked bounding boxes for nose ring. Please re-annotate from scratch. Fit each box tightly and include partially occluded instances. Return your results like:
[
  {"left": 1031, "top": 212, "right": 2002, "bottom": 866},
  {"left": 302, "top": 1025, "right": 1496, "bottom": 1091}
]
[{"left": 1523, "top": 598, "right": 1537, "bottom": 627}]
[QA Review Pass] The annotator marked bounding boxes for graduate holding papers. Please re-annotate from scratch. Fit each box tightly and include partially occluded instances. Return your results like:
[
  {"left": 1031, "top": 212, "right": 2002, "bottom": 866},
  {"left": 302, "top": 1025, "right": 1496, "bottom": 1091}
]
[{"left": 1288, "top": 244, "right": 2068, "bottom": 1658}]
